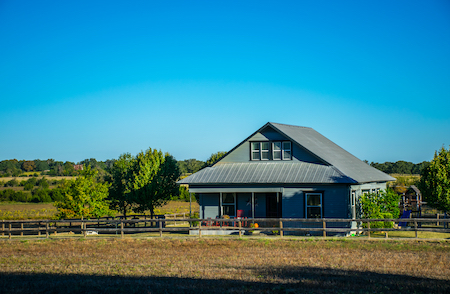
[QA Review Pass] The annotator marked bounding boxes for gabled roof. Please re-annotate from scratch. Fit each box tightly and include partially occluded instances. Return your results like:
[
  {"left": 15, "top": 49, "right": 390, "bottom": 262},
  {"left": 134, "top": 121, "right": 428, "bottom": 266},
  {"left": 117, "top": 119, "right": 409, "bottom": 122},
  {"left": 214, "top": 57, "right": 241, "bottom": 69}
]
[{"left": 178, "top": 122, "right": 395, "bottom": 185}]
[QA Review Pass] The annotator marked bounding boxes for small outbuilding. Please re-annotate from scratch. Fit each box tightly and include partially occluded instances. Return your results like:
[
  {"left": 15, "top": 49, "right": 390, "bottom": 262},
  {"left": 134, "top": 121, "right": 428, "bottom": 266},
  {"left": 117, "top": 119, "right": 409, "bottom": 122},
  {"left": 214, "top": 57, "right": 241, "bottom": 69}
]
[{"left": 178, "top": 122, "right": 395, "bottom": 230}]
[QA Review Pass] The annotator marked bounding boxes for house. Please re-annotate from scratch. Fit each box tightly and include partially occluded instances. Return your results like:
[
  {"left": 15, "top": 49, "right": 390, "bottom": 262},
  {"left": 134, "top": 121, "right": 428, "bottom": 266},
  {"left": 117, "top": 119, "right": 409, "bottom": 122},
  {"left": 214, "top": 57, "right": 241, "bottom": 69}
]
[{"left": 178, "top": 122, "right": 395, "bottom": 232}]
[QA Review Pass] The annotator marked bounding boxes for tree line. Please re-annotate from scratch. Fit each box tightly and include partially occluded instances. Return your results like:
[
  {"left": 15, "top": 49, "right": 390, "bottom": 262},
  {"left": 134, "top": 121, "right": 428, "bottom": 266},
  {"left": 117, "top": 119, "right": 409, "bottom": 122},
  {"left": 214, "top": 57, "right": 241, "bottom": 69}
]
[
  {"left": 368, "top": 160, "right": 430, "bottom": 175},
  {"left": 0, "top": 151, "right": 228, "bottom": 178}
]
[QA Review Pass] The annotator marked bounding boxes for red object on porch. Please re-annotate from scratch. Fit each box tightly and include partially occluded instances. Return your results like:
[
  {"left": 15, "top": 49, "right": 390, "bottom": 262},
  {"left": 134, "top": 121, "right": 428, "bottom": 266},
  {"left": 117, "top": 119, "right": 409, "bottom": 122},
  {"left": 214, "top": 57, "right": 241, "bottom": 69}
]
[{"left": 237, "top": 210, "right": 245, "bottom": 217}]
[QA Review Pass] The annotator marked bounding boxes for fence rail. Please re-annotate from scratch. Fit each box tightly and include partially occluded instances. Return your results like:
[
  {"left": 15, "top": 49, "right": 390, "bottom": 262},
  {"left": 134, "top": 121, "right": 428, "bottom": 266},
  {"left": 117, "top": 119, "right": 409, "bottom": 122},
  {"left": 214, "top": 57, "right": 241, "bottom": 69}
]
[{"left": 1, "top": 217, "right": 449, "bottom": 240}]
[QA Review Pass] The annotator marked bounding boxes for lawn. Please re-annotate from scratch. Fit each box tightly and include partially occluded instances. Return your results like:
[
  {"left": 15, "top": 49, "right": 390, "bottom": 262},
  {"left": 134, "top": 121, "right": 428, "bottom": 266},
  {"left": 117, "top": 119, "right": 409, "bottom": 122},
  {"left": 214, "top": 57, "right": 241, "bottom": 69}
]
[{"left": 0, "top": 238, "right": 449, "bottom": 293}]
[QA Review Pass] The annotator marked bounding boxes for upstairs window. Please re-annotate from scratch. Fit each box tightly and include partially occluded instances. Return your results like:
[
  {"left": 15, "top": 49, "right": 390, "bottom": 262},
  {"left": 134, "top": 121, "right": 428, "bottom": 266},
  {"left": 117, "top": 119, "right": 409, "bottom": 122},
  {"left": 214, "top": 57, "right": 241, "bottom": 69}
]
[
  {"left": 251, "top": 142, "right": 260, "bottom": 160},
  {"left": 251, "top": 141, "right": 292, "bottom": 161}
]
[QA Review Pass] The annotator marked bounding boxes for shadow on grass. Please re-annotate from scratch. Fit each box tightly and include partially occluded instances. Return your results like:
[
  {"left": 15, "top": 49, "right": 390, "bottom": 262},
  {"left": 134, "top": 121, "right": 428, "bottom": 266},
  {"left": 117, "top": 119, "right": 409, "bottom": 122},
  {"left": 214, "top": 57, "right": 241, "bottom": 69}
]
[{"left": 1, "top": 266, "right": 448, "bottom": 294}]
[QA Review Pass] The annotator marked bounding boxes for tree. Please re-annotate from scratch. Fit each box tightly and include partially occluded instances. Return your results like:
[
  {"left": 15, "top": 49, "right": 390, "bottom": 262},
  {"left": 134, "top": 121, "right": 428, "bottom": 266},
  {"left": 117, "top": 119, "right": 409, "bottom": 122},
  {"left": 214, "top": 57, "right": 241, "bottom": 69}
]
[
  {"left": 130, "top": 148, "right": 181, "bottom": 219},
  {"left": 205, "top": 151, "right": 227, "bottom": 167},
  {"left": 54, "top": 166, "right": 113, "bottom": 219},
  {"left": 108, "top": 153, "right": 134, "bottom": 218},
  {"left": 419, "top": 146, "right": 450, "bottom": 213},
  {"left": 359, "top": 189, "right": 401, "bottom": 228},
  {"left": 21, "top": 160, "right": 36, "bottom": 172}
]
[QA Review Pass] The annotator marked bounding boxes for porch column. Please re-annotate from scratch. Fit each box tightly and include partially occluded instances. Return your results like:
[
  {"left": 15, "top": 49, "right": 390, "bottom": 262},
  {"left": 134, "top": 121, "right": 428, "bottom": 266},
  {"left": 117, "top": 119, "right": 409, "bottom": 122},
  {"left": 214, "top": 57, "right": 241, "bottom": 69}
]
[
  {"left": 189, "top": 192, "right": 192, "bottom": 216},
  {"left": 251, "top": 192, "right": 255, "bottom": 219},
  {"left": 219, "top": 192, "right": 223, "bottom": 218}
]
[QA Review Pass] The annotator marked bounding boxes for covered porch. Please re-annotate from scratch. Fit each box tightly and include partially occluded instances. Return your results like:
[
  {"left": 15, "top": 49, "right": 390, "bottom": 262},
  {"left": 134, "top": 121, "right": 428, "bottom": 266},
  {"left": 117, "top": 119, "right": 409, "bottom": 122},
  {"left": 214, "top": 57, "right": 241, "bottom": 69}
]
[{"left": 189, "top": 187, "right": 282, "bottom": 220}]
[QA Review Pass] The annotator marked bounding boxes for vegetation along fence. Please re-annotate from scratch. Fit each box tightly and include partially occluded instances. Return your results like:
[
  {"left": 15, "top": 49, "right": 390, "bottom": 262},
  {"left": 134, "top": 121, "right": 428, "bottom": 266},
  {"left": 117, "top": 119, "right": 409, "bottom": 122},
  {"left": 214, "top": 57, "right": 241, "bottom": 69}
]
[{"left": 1, "top": 217, "right": 449, "bottom": 239}]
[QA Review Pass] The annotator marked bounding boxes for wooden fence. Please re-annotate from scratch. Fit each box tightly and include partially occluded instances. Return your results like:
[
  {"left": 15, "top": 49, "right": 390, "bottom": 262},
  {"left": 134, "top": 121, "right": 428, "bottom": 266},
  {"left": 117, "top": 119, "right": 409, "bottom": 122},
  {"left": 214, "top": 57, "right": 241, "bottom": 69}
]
[{"left": 1, "top": 217, "right": 449, "bottom": 240}]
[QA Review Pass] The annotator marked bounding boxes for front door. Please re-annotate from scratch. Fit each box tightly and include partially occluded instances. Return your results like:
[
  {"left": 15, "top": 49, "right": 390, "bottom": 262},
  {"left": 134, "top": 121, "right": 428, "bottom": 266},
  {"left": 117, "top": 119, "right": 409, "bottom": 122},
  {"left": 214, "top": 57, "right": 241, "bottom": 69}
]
[{"left": 266, "top": 193, "right": 281, "bottom": 217}]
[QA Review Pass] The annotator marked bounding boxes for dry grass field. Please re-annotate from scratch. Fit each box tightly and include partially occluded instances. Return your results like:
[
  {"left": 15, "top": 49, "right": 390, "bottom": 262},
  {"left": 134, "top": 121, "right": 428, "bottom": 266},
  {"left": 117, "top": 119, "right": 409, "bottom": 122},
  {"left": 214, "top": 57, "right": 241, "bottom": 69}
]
[
  {"left": 0, "top": 201, "right": 199, "bottom": 220},
  {"left": 0, "top": 238, "right": 449, "bottom": 294}
]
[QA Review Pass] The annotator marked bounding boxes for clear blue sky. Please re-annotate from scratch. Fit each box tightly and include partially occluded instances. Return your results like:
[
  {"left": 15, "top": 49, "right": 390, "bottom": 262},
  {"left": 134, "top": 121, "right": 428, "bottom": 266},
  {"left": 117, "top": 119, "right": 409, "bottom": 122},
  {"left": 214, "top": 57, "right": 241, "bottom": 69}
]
[{"left": 1, "top": 0, "right": 449, "bottom": 164}]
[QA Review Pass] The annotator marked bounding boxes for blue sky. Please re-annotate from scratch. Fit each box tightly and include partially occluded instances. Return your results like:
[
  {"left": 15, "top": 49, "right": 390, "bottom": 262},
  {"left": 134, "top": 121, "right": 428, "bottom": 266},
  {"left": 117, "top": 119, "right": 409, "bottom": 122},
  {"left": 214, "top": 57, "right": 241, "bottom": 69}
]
[{"left": 1, "top": 0, "right": 449, "bottom": 164}]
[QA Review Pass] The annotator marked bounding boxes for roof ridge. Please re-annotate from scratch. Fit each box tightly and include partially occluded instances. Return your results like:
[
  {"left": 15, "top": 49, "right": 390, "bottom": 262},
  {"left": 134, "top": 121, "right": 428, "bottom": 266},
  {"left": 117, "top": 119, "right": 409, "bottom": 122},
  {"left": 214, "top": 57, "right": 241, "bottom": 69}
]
[{"left": 269, "top": 122, "right": 312, "bottom": 129}]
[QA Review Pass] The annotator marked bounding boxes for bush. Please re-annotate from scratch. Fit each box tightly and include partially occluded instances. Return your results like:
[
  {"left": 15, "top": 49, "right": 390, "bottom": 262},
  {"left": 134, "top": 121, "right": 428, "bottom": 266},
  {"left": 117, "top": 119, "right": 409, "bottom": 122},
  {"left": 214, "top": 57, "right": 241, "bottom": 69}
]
[
  {"left": 23, "top": 182, "right": 34, "bottom": 191},
  {"left": 190, "top": 212, "right": 200, "bottom": 226},
  {"left": 50, "top": 188, "right": 65, "bottom": 202},
  {"left": 32, "top": 188, "right": 52, "bottom": 203},
  {"left": 6, "top": 179, "right": 19, "bottom": 187},
  {"left": 10, "top": 191, "right": 29, "bottom": 202},
  {"left": 37, "top": 177, "right": 49, "bottom": 189},
  {"left": 0, "top": 189, "right": 15, "bottom": 201}
]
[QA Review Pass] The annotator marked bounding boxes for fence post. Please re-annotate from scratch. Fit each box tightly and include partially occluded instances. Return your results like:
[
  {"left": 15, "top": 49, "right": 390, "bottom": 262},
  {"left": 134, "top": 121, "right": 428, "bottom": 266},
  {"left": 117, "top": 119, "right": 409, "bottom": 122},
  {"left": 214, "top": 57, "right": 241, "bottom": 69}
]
[
  {"left": 83, "top": 220, "right": 87, "bottom": 238},
  {"left": 367, "top": 222, "right": 370, "bottom": 238},
  {"left": 1, "top": 220, "right": 4, "bottom": 236},
  {"left": 9, "top": 223, "right": 12, "bottom": 239},
  {"left": 437, "top": 214, "right": 440, "bottom": 226},
  {"left": 46, "top": 221, "right": 49, "bottom": 239},
  {"left": 159, "top": 219, "right": 163, "bottom": 238},
  {"left": 239, "top": 220, "right": 242, "bottom": 238},
  {"left": 322, "top": 220, "right": 326, "bottom": 238},
  {"left": 121, "top": 221, "right": 124, "bottom": 238},
  {"left": 414, "top": 219, "right": 418, "bottom": 238},
  {"left": 20, "top": 222, "right": 24, "bottom": 237},
  {"left": 199, "top": 220, "right": 202, "bottom": 238},
  {"left": 279, "top": 220, "right": 283, "bottom": 238}
]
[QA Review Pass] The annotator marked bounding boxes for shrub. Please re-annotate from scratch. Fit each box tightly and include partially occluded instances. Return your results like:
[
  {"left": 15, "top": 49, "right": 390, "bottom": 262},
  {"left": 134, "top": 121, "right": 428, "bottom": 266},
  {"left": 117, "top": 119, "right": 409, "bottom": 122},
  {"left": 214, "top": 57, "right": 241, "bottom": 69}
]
[
  {"left": 37, "top": 177, "right": 49, "bottom": 189},
  {"left": 0, "top": 189, "right": 15, "bottom": 201},
  {"left": 10, "top": 191, "right": 29, "bottom": 202},
  {"left": 50, "top": 188, "right": 65, "bottom": 202},
  {"left": 32, "top": 188, "right": 52, "bottom": 203},
  {"left": 190, "top": 212, "right": 200, "bottom": 226},
  {"left": 23, "top": 182, "right": 34, "bottom": 191},
  {"left": 6, "top": 179, "right": 19, "bottom": 187}
]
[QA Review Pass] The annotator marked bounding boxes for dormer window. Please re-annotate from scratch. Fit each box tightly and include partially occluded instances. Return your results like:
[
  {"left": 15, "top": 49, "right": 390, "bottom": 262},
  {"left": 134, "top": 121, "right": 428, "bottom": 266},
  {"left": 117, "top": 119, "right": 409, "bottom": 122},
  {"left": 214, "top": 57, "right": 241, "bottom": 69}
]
[{"left": 251, "top": 141, "right": 292, "bottom": 161}]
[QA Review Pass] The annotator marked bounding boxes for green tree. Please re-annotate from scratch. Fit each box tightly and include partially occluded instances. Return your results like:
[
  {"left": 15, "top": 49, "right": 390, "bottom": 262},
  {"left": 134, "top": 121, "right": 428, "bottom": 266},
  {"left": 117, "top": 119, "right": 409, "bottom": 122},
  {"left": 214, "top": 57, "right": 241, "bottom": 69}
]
[
  {"left": 54, "top": 166, "right": 113, "bottom": 219},
  {"left": 359, "top": 189, "right": 401, "bottom": 228},
  {"left": 205, "top": 151, "right": 227, "bottom": 166},
  {"left": 108, "top": 153, "right": 134, "bottom": 218},
  {"left": 130, "top": 149, "right": 181, "bottom": 219},
  {"left": 419, "top": 146, "right": 450, "bottom": 213}
]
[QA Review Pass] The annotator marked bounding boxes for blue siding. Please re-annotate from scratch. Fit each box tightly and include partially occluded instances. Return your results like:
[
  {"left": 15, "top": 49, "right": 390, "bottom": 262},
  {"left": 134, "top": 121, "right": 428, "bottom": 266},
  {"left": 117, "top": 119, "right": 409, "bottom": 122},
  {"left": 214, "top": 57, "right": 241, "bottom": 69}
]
[
  {"left": 254, "top": 193, "right": 266, "bottom": 217},
  {"left": 220, "top": 128, "right": 322, "bottom": 164},
  {"left": 200, "top": 193, "right": 219, "bottom": 219},
  {"left": 236, "top": 193, "right": 252, "bottom": 218}
]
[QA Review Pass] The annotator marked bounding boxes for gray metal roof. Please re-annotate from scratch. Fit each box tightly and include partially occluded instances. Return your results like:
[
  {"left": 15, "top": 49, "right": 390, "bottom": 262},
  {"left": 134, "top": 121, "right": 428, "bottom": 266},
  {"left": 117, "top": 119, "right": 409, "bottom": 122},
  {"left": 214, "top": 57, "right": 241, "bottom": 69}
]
[
  {"left": 268, "top": 123, "right": 395, "bottom": 183},
  {"left": 178, "top": 122, "right": 395, "bottom": 185},
  {"left": 177, "top": 162, "right": 356, "bottom": 185}
]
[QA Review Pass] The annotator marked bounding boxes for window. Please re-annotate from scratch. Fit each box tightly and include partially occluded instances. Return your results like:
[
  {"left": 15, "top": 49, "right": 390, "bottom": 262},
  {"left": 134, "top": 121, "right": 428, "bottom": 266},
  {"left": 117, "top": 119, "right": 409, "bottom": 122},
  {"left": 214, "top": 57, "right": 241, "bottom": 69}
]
[
  {"left": 282, "top": 141, "right": 291, "bottom": 160},
  {"left": 362, "top": 189, "right": 370, "bottom": 195},
  {"left": 273, "top": 142, "right": 281, "bottom": 160},
  {"left": 222, "top": 193, "right": 236, "bottom": 217},
  {"left": 306, "top": 193, "right": 322, "bottom": 218},
  {"left": 251, "top": 141, "right": 292, "bottom": 161},
  {"left": 261, "top": 142, "right": 270, "bottom": 160},
  {"left": 251, "top": 142, "right": 260, "bottom": 160},
  {"left": 351, "top": 191, "right": 356, "bottom": 219}
]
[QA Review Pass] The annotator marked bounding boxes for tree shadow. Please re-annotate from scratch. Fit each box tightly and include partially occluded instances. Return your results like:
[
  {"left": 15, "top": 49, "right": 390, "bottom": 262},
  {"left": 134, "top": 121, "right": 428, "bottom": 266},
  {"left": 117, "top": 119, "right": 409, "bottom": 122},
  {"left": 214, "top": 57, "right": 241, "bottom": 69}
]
[{"left": 0, "top": 265, "right": 448, "bottom": 294}]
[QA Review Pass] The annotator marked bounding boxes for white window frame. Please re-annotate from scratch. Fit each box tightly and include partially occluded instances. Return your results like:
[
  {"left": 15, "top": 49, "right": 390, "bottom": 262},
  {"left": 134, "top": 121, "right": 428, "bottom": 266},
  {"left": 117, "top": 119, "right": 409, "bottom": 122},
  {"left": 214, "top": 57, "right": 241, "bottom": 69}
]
[
  {"left": 282, "top": 141, "right": 291, "bottom": 160},
  {"left": 305, "top": 193, "right": 322, "bottom": 218},
  {"left": 251, "top": 142, "right": 261, "bottom": 160},
  {"left": 351, "top": 191, "right": 356, "bottom": 219},
  {"left": 261, "top": 142, "right": 270, "bottom": 160},
  {"left": 272, "top": 142, "right": 282, "bottom": 160}
]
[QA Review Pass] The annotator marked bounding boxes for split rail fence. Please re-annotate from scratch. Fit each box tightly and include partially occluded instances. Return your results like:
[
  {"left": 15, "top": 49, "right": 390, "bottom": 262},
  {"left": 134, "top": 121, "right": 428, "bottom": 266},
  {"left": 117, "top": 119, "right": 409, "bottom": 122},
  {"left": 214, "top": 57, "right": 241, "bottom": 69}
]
[{"left": 1, "top": 217, "right": 449, "bottom": 239}]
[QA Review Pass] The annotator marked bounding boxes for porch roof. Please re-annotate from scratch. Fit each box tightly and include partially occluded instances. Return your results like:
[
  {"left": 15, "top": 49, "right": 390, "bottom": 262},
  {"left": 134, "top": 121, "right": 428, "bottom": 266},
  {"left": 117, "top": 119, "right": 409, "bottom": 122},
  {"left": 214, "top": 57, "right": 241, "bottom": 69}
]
[{"left": 177, "top": 162, "right": 356, "bottom": 185}]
